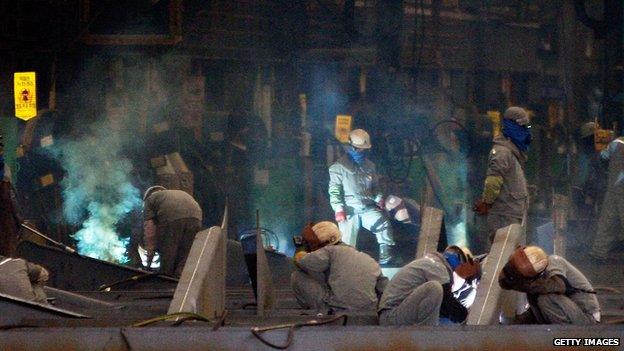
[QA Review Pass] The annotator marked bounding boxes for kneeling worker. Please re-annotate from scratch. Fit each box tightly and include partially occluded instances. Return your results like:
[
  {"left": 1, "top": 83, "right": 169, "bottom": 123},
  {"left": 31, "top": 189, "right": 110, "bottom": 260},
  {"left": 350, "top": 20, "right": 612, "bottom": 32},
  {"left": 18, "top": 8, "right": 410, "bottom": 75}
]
[
  {"left": 0, "top": 255, "right": 49, "bottom": 304},
  {"left": 378, "top": 246, "right": 480, "bottom": 326},
  {"left": 498, "top": 245, "right": 600, "bottom": 324},
  {"left": 291, "top": 221, "right": 386, "bottom": 313}
]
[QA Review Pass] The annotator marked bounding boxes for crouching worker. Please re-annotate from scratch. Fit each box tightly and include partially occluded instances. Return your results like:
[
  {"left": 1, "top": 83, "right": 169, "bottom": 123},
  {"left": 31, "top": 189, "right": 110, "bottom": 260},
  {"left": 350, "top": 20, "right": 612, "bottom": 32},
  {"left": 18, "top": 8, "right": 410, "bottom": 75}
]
[
  {"left": 499, "top": 245, "right": 600, "bottom": 324},
  {"left": 0, "top": 255, "right": 49, "bottom": 304},
  {"left": 291, "top": 221, "right": 387, "bottom": 313},
  {"left": 378, "top": 246, "right": 481, "bottom": 326}
]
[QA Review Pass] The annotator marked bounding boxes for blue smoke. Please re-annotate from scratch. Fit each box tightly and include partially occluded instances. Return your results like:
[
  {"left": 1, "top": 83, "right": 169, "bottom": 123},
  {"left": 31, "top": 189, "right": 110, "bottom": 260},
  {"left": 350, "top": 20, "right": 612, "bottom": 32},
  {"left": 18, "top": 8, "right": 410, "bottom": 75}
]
[{"left": 50, "top": 128, "right": 141, "bottom": 263}]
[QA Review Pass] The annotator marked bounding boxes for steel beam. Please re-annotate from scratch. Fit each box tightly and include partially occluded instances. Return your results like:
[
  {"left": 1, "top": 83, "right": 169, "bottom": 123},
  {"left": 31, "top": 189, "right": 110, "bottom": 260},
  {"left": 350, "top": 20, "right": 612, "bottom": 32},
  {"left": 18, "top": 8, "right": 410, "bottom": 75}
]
[
  {"left": 466, "top": 224, "right": 522, "bottom": 325},
  {"left": 0, "top": 292, "right": 88, "bottom": 327},
  {"left": 168, "top": 226, "right": 225, "bottom": 319},
  {"left": 552, "top": 194, "right": 569, "bottom": 257},
  {"left": 415, "top": 206, "right": 444, "bottom": 259},
  {"left": 256, "top": 219, "right": 275, "bottom": 316}
]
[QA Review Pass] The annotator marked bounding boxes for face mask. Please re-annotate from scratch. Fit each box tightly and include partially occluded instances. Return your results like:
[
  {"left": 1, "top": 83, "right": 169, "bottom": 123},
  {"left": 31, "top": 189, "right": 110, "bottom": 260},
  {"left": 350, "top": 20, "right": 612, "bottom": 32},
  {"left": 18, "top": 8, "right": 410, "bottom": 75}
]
[
  {"left": 347, "top": 147, "right": 366, "bottom": 165},
  {"left": 502, "top": 119, "right": 532, "bottom": 152},
  {"left": 444, "top": 252, "right": 461, "bottom": 270}
]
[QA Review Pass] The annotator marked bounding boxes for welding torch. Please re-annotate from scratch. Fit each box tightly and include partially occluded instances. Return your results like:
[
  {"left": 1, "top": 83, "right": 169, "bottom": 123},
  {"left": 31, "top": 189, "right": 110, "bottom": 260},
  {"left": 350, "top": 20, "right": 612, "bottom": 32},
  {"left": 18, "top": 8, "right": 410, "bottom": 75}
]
[{"left": 21, "top": 222, "right": 76, "bottom": 254}]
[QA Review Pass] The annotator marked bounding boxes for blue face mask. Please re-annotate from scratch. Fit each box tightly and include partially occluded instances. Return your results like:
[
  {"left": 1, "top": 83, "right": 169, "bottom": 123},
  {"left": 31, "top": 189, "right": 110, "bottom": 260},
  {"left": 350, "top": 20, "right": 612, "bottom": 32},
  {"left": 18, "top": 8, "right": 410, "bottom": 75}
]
[
  {"left": 347, "top": 147, "right": 366, "bottom": 165},
  {"left": 502, "top": 119, "right": 532, "bottom": 152},
  {"left": 444, "top": 252, "right": 461, "bottom": 270}
]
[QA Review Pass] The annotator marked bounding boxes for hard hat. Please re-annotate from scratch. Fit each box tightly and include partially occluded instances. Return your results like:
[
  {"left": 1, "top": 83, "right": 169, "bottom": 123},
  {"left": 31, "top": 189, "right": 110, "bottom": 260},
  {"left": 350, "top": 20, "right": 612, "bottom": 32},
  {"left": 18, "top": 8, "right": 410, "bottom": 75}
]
[
  {"left": 143, "top": 185, "right": 166, "bottom": 201},
  {"left": 503, "top": 107, "right": 530, "bottom": 126},
  {"left": 508, "top": 245, "right": 549, "bottom": 278},
  {"left": 580, "top": 122, "right": 597, "bottom": 138},
  {"left": 349, "top": 129, "right": 371, "bottom": 149},
  {"left": 311, "top": 221, "right": 342, "bottom": 245}
]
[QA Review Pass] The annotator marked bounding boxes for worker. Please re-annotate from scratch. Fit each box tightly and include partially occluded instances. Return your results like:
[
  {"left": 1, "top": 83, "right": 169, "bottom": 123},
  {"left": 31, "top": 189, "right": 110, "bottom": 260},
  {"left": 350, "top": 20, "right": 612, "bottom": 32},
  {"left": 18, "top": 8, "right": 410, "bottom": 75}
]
[
  {"left": 499, "top": 245, "right": 600, "bottom": 324},
  {"left": 142, "top": 186, "right": 203, "bottom": 277},
  {"left": 589, "top": 135, "right": 624, "bottom": 260},
  {"left": 328, "top": 128, "right": 395, "bottom": 264},
  {"left": 0, "top": 255, "right": 49, "bottom": 304},
  {"left": 0, "top": 134, "right": 23, "bottom": 257},
  {"left": 572, "top": 122, "right": 606, "bottom": 217},
  {"left": 474, "top": 107, "right": 530, "bottom": 243},
  {"left": 378, "top": 246, "right": 481, "bottom": 326},
  {"left": 291, "top": 221, "right": 387, "bottom": 313}
]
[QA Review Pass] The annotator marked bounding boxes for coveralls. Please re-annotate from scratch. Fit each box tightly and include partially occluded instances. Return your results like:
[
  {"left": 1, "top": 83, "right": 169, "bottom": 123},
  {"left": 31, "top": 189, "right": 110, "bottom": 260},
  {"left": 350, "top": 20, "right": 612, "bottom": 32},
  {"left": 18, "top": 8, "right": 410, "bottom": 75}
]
[
  {"left": 0, "top": 255, "right": 48, "bottom": 303},
  {"left": 291, "top": 242, "right": 385, "bottom": 312},
  {"left": 144, "top": 189, "right": 203, "bottom": 277},
  {"left": 485, "top": 136, "right": 529, "bottom": 241},
  {"left": 378, "top": 252, "right": 467, "bottom": 326},
  {"left": 328, "top": 154, "right": 394, "bottom": 247},
  {"left": 500, "top": 255, "right": 600, "bottom": 325},
  {"left": 591, "top": 137, "right": 624, "bottom": 258}
]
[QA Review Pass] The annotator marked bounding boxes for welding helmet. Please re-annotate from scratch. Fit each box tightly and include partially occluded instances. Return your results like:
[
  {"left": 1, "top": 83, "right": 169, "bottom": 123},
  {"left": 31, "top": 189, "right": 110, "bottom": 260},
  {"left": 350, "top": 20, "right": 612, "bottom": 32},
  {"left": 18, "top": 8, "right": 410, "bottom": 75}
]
[
  {"left": 349, "top": 129, "right": 371, "bottom": 149},
  {"left": 143, "top": 185, "right": 166, "bottom": 201},
  {"left": 508, "top": 245, "right": 548, "bottom": 279}
]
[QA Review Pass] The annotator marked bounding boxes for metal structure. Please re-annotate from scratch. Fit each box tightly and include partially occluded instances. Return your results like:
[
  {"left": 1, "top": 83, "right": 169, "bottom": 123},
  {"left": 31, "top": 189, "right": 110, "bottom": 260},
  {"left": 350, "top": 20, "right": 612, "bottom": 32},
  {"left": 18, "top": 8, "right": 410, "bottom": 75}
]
[
  {"left": 466, "top": 224, "right": 523, "bottom": 325},
  {"left": 415, "top": 206, "right": 444, "bottom": 259}
]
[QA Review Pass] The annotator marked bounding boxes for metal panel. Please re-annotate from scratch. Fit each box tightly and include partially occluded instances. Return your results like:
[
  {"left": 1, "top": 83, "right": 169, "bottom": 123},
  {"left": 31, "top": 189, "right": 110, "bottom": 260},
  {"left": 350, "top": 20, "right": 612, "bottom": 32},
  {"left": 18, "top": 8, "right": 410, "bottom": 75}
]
[
  {"left": 256, "top": 223, "right": 275, "bottom": 316},
  {"left": 168, "top": 226, "right": 225, "bottom": 319},
  {"left": 0, "top": 292, "right": 88, "bottom": 327},
  {"left": 16, "top": 241, "right": 178, "bottom": 291},
  {"left": 466, "top": 224, "right": 522, "bottom": 325},
  {"left": 415, "top": 206, "right": 444, "bottom": 259}
]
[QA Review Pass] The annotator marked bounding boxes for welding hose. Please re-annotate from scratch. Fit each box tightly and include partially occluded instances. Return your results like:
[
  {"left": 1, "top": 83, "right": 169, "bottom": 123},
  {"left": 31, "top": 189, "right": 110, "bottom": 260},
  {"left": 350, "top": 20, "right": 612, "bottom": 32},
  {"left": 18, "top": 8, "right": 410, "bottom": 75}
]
[
  {"left": 251, "top": 314, "right": 348, "bottom": 350},
  {"left": 131, "top": 310, "right": 228, "bottom": 329}
]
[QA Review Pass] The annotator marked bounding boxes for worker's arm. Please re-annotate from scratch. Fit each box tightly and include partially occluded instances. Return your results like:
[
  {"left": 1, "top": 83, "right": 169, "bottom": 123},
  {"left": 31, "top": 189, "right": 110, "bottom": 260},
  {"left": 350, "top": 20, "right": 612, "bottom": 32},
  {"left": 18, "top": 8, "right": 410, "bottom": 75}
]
[
  {"left": 25, "top": 261, "right": 49, "bottom": 284},
  {"left": 297, "top": 247, "right": 330, "bottom": 273},
  {"left": 482, "top": 147, "right": 510, "bottom": 204},
  {"left": 482, "top": 176, "right": 504, "bottom": 204},
  {"left": 328, "top": 164, "right": 345, "bottom": 213}
]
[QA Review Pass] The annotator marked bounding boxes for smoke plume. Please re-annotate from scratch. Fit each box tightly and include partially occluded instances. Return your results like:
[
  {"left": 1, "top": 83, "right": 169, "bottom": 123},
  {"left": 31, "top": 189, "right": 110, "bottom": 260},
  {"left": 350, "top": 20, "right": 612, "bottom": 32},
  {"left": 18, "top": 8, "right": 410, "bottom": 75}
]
[{"left": 50, "top": 124, "right": 141, "bottom": 263}]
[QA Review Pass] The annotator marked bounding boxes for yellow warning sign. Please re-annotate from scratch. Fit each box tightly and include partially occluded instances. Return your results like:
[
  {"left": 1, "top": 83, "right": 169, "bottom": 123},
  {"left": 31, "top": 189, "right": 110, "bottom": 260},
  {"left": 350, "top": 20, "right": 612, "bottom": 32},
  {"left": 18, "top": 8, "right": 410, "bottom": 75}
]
[
  {"left": 14, "top": 72, "right": 37, "bottom": 120},
  {"left": 335, "top": 115, "right": 352, "bottom": 143}
]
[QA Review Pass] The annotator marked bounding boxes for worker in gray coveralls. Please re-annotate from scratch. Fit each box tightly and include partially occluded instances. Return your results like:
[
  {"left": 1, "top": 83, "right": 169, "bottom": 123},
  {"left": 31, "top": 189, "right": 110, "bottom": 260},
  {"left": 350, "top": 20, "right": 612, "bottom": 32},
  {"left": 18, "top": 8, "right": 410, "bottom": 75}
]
[
  {"left": 378, "top": 246, "right": 480, "bottom": 326},
  {"left": 142, "top": 186, "right": 203, "bottom": 277},
  {"left": 499, "top": 245, "right": 600, "bottom": 325},
  {"left": 291, "top": 221, "right": 387, "bottom": 313}
]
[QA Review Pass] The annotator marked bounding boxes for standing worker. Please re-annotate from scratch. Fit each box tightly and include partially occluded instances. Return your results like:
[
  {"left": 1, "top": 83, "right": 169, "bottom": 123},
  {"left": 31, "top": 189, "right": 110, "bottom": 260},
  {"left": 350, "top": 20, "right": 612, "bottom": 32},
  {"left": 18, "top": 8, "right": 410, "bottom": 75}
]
[
  {"left": 291, "top": 221, "right": 387, "bottom": 313},
  {"left": 328, "top": 128, "right": 395, "bottom": 264},
  {"left": 499, "top": 245, "right": 600, "bottom": 324},
  {"left": 573, "top": 122, "right": 607, "bottom": 217},
  {"left": 378, "top": 246, "right": 480, "bottom": 326},
  {"left": 589, "top": 135, "right": 624, "bottom": 260},
  {"left": 474, "top": 107, "right": 531, "bottom": 243},
  {"left": 142, "top": 186, "right": 203, "bottom": 277}
]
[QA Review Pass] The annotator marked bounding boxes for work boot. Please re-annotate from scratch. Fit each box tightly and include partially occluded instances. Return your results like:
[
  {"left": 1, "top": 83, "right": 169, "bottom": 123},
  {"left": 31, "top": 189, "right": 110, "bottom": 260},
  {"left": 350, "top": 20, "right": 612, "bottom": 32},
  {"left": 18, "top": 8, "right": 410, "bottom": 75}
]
[{"left": 378, "top": 244, "right": 393, "bottom": 265}]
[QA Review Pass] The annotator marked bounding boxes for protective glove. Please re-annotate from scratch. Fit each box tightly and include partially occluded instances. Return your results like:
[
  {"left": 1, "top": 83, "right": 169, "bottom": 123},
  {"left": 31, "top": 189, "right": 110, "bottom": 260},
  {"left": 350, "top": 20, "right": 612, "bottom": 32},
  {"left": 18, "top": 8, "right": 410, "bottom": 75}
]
[
  {"left": 335, "top": 210, "right": 346, "bottom": 223},
  {"left": 472, "top": 200, "right": 491, "bottom": 216},
  {"left": 376, "top": 197, "right": 385, "bottom": 210},
  {"left": 294, "top": 251, "right": 307, "bottom": 263},
  {"left": 37, "top": 267, "right": 49, "bottom": 283}
]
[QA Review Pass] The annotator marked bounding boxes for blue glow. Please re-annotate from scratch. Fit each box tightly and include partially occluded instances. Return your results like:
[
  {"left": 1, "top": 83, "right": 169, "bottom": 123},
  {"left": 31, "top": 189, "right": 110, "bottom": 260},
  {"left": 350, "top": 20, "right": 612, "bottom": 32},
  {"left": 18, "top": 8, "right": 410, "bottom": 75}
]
[{"left": 50, "top": 128, "right": 141, "bottom": 264}]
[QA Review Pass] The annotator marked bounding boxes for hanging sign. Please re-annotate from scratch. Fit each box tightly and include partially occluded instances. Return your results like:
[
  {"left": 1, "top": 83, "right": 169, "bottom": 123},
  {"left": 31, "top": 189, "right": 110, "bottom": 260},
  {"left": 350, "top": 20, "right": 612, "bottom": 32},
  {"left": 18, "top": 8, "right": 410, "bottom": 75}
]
[
  {"left": 14, "top": 72, "right": 37, "bottom": 120},
  {"left": 335, "top": 114, "right": 352, "bottom": 143}
]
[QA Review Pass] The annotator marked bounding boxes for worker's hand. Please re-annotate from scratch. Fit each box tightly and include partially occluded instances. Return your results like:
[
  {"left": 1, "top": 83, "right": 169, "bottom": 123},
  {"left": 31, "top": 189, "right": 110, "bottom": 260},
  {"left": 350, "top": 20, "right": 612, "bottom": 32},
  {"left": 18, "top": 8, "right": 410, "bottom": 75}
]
[
  {"left": 376, "top": 198, "right": 385, "bottom": 210},
  {"left": 294, "top": 251, "right": 307, "bottom": 263},
  {"left": 472, "top": 200, "right": 491, "bottom": 216},
  {"left": 334, "top": 210, "right": 346, "bottom": 223},
  {"left": 37, "top": 268, "right": 49, "bottom": 283}
]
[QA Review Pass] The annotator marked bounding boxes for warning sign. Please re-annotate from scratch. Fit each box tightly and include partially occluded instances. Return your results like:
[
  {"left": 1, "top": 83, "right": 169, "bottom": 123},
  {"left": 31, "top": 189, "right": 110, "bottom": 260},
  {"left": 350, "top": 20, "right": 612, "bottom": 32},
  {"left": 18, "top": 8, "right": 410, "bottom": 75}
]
[
  {"left": 335, "top": 115, "right": 352, "bottom": 143},
  {"left": 14, "top": 72, "right": 37, "bottom": 120}
]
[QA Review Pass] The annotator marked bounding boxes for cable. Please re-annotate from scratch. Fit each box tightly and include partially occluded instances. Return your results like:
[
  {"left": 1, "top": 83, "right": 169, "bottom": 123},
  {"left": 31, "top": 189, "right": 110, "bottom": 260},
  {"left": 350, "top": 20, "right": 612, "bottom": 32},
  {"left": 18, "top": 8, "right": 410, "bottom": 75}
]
[
  {"left": 251, "top": 314, "right": 348, "bottom": 350},
  {"left": 131, "top": 311, "right": 226, "bottom": 328}
]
